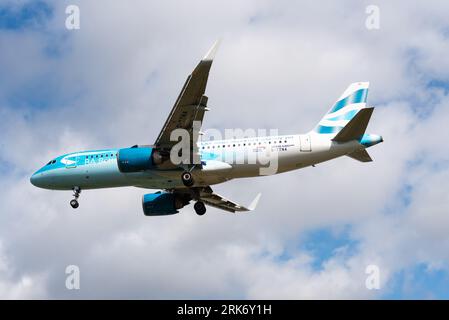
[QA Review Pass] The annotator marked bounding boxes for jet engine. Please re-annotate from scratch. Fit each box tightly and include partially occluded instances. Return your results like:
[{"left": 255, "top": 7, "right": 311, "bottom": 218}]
[
  {"left": 117, "top": 146, "right": 172, "bottom": 172},
  {"left": 142, "top": 191, "right": 191, "bottom": 216}
]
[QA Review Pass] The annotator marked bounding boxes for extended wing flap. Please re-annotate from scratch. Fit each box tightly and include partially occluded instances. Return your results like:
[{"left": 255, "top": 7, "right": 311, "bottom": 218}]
[{"left": 199, "top": 188, "right": 261, "bottom": 213}]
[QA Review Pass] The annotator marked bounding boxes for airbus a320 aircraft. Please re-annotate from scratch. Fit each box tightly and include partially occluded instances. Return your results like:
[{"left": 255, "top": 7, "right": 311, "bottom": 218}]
[{"left": 30, "top": 42, "right": 383, "bottom": 216}]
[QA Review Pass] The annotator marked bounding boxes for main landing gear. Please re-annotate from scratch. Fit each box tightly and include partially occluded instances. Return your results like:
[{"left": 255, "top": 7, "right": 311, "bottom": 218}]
[
  {"left": 180, "top": 172, "right": 206, "bottom": 215},
  {"left": 70, "top": 186, "right": 81, "bottom": 209},
  {"left": 194, "top": 201, "right": 206, "bottom": 216},
  {"left": 181, "top": 171, "right": 194, "bottom": 187}
]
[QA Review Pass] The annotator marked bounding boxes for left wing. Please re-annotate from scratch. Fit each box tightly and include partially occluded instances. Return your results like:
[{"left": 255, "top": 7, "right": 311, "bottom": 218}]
[
  {"left": 197, "top": 187, "right": 261, "bottom": 213},
  {"left": 154, "top": 41, "right": 220, "bottom": 155}
]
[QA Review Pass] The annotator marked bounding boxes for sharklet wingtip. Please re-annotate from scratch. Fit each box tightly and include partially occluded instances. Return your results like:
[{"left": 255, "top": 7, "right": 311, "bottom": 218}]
[
  {"left": 247, "top": 193, "right": 262, "bottom": 211},
  {"left": 202, "top": 39, "right": 221, "bottom": 61}
]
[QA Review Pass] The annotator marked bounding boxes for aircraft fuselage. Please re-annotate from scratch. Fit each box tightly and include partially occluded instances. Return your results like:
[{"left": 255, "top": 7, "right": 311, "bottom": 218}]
[{"left": 30, "top": 133, "right": 382, "bottom": 191}]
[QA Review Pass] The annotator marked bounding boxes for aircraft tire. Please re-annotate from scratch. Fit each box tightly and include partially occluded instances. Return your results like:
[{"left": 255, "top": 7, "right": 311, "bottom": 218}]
[
  {"left": 194, "top": 201, "right": 206, "bottom": 215},
  {"left": 70, "top": 199, "right": 79, "bottom": 209},
  {"left": 181, "top": 171, "right": 194, "bottom": 187}
]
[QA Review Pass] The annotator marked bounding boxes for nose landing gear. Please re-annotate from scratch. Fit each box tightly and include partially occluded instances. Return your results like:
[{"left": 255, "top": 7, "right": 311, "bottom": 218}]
[{"left": 70, "top": 186, "right": 81, "bottom": 209}]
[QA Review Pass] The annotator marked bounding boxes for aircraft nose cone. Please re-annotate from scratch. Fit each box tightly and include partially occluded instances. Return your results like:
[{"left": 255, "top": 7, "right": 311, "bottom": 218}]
[
  {"left": 30, "top": 173, "right": 38, "bottom": 187},
  {"left": 30, "top": 172, "right": 45, "bottom": 188}
]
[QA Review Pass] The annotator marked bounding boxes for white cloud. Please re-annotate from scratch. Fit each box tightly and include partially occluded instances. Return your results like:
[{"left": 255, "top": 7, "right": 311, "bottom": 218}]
[{"left": 1, "top": 0, "right": 449, "bottom": 299}]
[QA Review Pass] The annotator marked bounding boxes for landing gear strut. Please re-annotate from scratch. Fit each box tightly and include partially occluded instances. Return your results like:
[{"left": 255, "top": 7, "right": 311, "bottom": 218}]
[
  {"left": 70, "top": 186, "right": 81, "bottom": 209},
  {"left": 194, "top": 201, "right": 206, "bottom": 216},
  {"left": 181, "top": 171, "right": 194, "bottom": 187}
]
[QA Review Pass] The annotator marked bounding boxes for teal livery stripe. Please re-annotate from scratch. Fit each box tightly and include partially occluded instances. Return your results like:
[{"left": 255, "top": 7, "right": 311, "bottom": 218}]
[
  {"left": 326, "top": 109, "right": 358, "bottom": 121},
  {"left": 315, "top": 125, "right": 343, "bottom": 134},
  {"left": 329, "top": 88, "right": 368, "bottom": 114}
]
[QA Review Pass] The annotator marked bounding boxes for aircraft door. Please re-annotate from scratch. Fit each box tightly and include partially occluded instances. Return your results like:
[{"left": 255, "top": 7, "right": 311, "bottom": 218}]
[{"left": 300, "top": 135, "right": 312, "bottom": 152}]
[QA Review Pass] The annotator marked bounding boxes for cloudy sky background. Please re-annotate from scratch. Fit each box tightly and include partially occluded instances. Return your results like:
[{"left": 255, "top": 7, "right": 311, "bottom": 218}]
[{"left": 1, "top": 0, "right": 449, "bottom": 299}]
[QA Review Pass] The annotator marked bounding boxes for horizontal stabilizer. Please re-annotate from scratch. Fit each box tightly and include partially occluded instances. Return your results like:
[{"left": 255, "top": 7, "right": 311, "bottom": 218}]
[
  {"left": 347, "top": 149, "right": 373, "bottom": 162},
  {"left": 332, "top": 107, "right": 374, "bottom": 142}
]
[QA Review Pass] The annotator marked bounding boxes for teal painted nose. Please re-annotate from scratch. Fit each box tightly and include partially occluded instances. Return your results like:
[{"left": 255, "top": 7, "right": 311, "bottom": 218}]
[
  {"left": 30, "top": 173, "right": 40, "bottom": 187},
  {"left": 30, "top": 172, "right": 47, "bottom": 188}
]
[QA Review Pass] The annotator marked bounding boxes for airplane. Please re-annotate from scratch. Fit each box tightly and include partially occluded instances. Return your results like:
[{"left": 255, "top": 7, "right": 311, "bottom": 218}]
[{"left": 30, "top": 41, "right": 383, "bottom": 216}]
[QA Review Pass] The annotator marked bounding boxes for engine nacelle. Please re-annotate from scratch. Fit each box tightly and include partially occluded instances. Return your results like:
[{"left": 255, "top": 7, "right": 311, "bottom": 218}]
[
  {"left": 142, "top": 192, "right": 190, "bottom": 216},
  {"left": 117, "top": 146, "right": 155, "bottom": 172}
]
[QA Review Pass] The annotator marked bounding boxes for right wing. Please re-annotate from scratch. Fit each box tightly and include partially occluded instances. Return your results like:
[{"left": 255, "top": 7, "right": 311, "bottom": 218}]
[{"left": 154, "top": 41, "right": 220, "bottom": 155}]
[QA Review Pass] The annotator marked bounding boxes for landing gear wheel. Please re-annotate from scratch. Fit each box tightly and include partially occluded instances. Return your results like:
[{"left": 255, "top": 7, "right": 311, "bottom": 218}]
[
  {"left": 181, "top": 171, "right": 194, "bottom": 187},
  {"left": 70, "top": 186, "right": 81, "bottom": 209},
  {"left": 194, "top": 201, "right": 206, "bottom": 216},
  {"left": 70, "top": 199, "right": 79, "bottom": 209}
]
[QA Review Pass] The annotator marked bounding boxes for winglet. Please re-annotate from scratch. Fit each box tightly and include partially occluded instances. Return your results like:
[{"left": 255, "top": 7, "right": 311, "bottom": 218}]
[
  {"left": 202, "top": 40, "right": 221, "bottom": 61},
  {"left": 247, "top": 193, "right": 262, "bottom": 211}
]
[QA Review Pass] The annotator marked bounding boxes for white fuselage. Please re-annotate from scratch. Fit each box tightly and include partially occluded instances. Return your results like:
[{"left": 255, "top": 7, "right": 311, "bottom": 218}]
[{"left": 30, "top": 132, "right": 363, "bottom": 191}]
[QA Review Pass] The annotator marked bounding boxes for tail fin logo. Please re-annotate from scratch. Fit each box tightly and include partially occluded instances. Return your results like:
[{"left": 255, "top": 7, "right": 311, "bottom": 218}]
[{"left": 314, "top": 82, "right": 369, "bottom": 134}]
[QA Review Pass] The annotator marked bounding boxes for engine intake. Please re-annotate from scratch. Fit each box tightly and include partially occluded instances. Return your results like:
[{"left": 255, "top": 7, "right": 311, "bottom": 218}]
[{"left": 142, "top": 191, "right": 191, "bottom": 216}]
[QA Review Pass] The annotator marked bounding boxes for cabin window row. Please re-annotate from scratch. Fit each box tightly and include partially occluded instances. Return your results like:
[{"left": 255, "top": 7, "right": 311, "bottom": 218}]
[
  {"left": 201, "top": 140, "right": 288, "bottom": 150},
  {"left": 85, "top": 153, "right": 117, "bottom": 159}
]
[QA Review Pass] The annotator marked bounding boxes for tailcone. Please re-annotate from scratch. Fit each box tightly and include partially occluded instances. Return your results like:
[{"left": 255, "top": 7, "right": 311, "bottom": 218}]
[{"left": 360, "top": 134, "right": 383, "bottom": 147}]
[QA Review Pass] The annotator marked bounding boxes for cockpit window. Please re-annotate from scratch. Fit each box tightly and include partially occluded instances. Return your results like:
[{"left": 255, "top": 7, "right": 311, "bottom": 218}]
[{"left": 46, "top": 160, "right": 56, "bottom": 166}]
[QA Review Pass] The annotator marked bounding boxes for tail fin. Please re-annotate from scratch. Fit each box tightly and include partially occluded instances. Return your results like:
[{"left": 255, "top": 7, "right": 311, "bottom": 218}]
[{"left": 313, "top": 82, "right": 369, "bottom": 135}]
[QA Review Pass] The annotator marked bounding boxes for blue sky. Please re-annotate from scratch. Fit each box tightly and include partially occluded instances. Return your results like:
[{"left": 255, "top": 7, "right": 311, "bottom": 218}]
[
  {"left": 1, "top": 0, "right": 449, "bottom": 299},
  {"left": 0, "top": 1, "right": 52, "bottom": 30}
]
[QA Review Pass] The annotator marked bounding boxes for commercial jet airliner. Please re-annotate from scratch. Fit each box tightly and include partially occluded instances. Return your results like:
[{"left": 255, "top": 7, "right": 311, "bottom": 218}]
[{"left": 30, "top": 42, "right": 383, "bottom": 216}]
